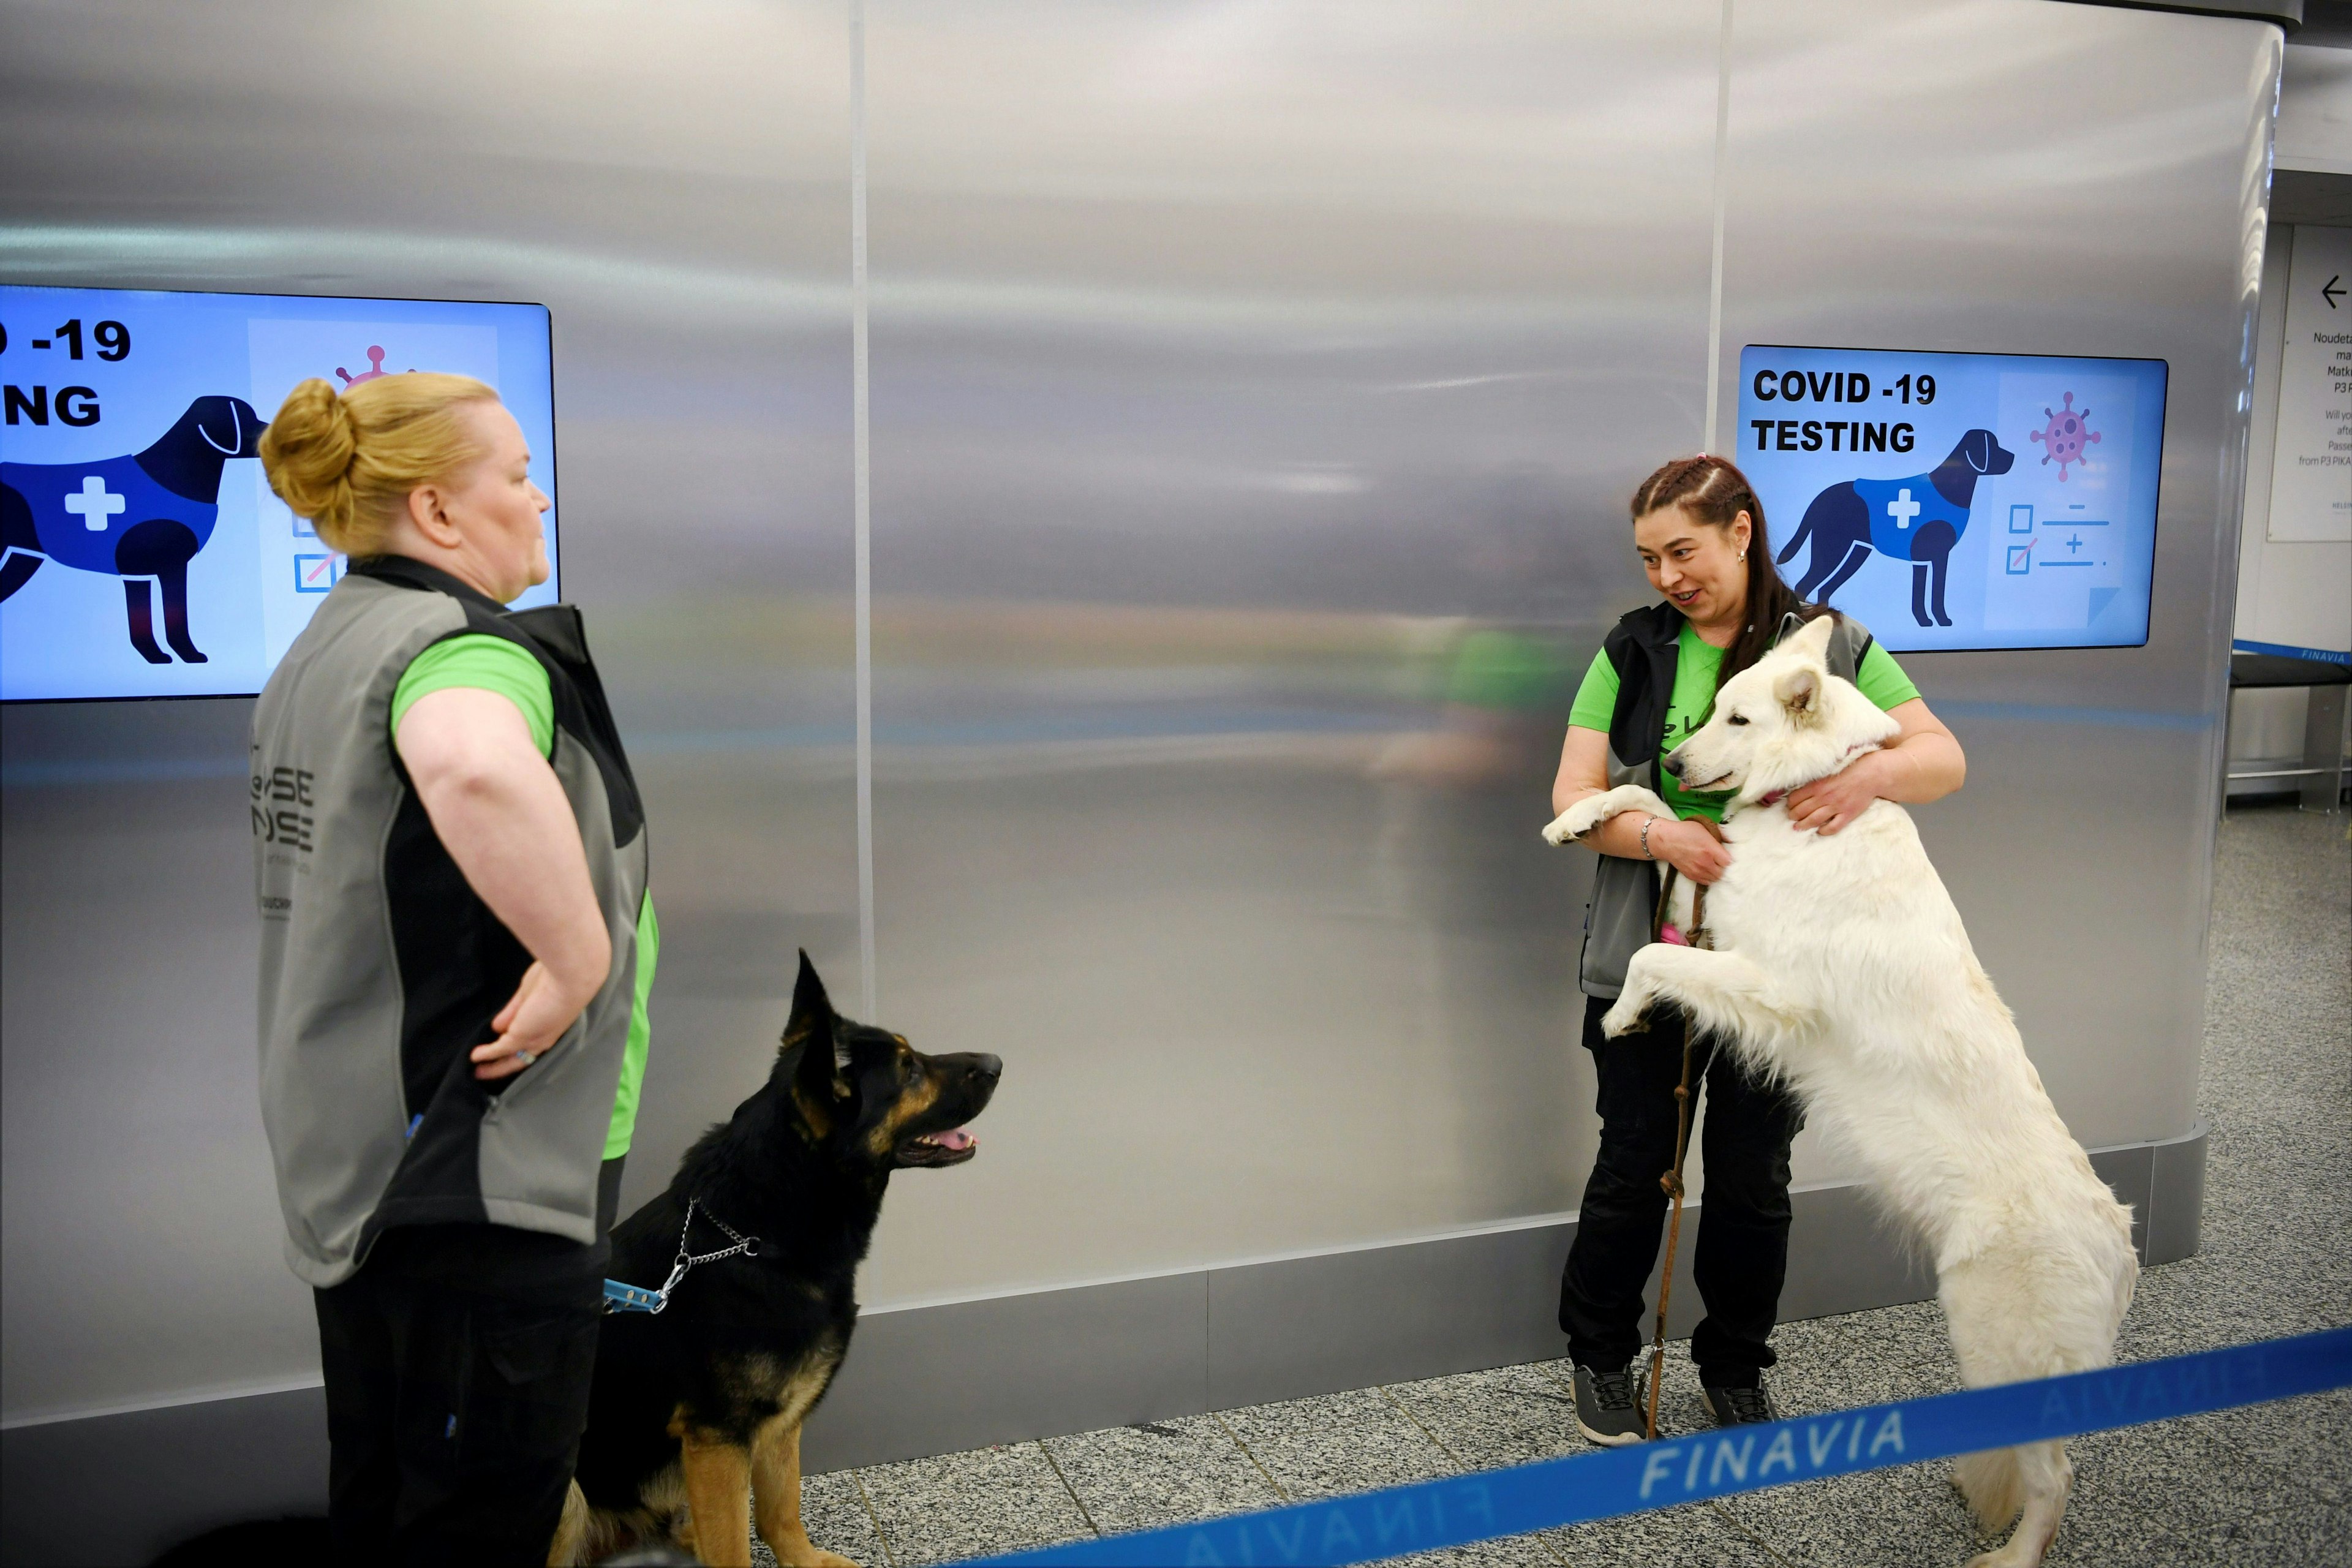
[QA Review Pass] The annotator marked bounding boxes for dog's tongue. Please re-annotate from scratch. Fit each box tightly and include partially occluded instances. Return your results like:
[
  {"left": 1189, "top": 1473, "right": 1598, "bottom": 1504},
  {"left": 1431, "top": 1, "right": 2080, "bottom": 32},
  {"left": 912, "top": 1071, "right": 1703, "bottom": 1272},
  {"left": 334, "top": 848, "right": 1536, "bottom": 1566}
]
[{"left": 932, "top": 1127, "right": 974, "bottom": 1152}]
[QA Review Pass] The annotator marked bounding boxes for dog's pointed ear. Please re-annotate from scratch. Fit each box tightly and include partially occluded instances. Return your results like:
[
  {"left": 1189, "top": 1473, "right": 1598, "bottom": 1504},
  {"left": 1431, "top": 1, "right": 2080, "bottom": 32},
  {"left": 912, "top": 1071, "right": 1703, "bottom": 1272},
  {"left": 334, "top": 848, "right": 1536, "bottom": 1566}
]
[
  {"left": 785, "top": 951, "right": 833, "bottom": 1039},
  {"left": 782, "top": 951, "right": 847, "bottom": 1101},
  {"left": 1785, "top": 612, "right": 1836, "bottom": 663},
  {"left": 1774, "top": 663, "right": 1823, "bottom": 722}
]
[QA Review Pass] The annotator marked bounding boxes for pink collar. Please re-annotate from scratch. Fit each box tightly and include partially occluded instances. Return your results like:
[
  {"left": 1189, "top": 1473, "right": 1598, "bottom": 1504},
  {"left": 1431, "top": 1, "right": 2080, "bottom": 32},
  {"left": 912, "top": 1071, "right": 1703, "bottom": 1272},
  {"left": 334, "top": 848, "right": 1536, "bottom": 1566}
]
[{"left": 1747, "top": 742, "right": 1875, "bottom": 811}]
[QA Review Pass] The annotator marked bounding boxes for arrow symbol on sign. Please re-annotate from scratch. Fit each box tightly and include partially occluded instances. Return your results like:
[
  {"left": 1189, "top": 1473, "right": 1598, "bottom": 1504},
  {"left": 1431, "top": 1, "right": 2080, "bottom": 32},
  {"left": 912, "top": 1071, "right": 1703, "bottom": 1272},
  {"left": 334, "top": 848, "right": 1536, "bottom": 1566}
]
[{"left": 2326, "top": 274, "right": 2345, "bottom": 309}]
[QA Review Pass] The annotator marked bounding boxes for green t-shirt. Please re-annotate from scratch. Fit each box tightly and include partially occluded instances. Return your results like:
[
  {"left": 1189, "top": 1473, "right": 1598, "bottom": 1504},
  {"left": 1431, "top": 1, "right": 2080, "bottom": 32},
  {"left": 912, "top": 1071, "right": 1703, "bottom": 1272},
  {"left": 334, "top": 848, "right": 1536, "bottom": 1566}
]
[
  {"left": 391, "top": 634, "right": 556, "bottom": 756},
  {"left": 387, "top": 632, "right": 658, "bottom": 1159},
  {"left": 1567, "top": 622, "right": 1920, "bottom": 823},
  {"left": 607, "top": 893, "right": 660, "bottom": 1159}
]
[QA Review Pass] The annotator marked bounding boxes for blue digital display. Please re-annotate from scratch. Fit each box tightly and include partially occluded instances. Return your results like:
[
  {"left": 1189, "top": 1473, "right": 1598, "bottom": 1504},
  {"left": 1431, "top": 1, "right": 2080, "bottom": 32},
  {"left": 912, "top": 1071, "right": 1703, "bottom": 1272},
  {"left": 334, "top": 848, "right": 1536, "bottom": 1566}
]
[
  {"left": 1, "top": 285, "right": 557, "bottom": 701},
  {"left": 1736, "top": 345, "right": 2167, "bottom": 652}
]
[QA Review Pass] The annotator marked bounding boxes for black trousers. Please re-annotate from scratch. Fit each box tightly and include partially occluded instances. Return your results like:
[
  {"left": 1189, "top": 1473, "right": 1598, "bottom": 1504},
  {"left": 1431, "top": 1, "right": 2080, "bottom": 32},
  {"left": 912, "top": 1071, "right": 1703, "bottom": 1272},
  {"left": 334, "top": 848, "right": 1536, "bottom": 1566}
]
[
  {"left": 1558, "top": 995, "right": 1806, "bottom": 1381},
  {"left": 313, "top": 1229, "right": 603, "bottom": 1567}
]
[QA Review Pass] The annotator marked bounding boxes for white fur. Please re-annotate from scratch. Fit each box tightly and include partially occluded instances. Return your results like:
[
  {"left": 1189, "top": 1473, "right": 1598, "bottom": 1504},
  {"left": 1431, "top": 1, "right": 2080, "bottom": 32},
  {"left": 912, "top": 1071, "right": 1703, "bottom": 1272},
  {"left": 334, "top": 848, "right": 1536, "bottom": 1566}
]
[
  {"left": 1543, "top": 783, "right": 1702, "bottom": 933},
  {"left": 1558, "top": 616, "right": 2137, "bottom": 1568}
]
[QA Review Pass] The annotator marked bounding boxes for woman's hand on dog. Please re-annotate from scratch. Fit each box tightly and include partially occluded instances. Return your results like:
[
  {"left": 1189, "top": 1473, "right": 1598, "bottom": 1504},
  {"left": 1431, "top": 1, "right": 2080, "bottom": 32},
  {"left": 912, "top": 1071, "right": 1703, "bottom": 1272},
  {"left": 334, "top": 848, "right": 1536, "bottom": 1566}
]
[
  {"left": 1652, "top": 816, "right": 1732, "bottom": 884},
  {"left": 1782, "top": 752, "right": 1888, "bottom": 837}
]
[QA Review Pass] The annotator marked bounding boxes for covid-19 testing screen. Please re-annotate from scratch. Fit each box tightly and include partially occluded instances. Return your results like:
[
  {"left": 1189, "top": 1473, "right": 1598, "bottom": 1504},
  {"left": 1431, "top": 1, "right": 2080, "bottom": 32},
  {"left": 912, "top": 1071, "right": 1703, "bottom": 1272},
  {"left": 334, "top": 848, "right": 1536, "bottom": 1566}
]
[
  {"left": 1736, "top": 345, "right": 2168, "bottom": 652},
  {"left": 0, "top": 285, "right": 558, "bottom": 702}
]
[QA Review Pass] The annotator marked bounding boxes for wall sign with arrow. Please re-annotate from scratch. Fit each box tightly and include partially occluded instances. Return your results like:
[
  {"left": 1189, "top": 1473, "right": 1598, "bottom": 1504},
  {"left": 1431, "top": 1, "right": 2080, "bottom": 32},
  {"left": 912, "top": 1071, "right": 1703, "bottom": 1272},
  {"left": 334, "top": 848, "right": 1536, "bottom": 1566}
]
[{"left": 2267, "top": 226, "right": 2352, "bottom": 544}]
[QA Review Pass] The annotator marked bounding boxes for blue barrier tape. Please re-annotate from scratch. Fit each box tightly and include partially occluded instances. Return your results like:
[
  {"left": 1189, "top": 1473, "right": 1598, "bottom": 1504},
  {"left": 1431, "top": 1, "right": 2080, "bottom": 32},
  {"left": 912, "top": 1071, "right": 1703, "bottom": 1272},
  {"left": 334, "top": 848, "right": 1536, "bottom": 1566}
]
[
  {"left": 963, "top": 1325, "right": 2352, "bottom": 1566},
  {"left": 2233, "top": 638, "right": 2352, "bottom": 667}
]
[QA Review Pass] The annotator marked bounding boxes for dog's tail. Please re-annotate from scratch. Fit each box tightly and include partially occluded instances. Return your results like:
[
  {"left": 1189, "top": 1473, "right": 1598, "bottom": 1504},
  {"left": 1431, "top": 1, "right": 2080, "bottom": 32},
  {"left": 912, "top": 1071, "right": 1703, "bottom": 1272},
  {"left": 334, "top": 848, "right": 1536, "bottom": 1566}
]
[
  {"left": 546, "top": 1480, "right": 591, "bottom": 1567},
  {"left": 1776, "top": 502, "right": 1814, "bottom": 565},
  {"left": 1952, "top": 1446, "right": 2026, "bottom": 1533}
]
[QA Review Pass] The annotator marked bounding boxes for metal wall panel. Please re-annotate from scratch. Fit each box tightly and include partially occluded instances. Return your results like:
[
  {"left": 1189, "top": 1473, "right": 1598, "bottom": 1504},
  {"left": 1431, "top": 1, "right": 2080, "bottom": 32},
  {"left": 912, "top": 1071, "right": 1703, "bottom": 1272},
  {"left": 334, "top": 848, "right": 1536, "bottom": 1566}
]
[
  {"left": 858, "top": 0, "right": 1724, "bottom": 1302},
  {"left": 0, "top": 0, "right": 856, "bottom": 1420},
  {"left": 1716, "top": 0, "right": 2275, "bottom": 1160}
]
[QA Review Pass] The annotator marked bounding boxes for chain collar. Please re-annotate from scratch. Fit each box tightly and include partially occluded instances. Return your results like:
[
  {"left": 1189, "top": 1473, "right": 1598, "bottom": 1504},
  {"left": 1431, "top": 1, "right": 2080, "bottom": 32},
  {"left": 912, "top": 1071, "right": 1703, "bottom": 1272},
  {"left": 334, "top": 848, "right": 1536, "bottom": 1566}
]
[{"left": 603, "top": 1198, "right": 761, "bottom": 1316}]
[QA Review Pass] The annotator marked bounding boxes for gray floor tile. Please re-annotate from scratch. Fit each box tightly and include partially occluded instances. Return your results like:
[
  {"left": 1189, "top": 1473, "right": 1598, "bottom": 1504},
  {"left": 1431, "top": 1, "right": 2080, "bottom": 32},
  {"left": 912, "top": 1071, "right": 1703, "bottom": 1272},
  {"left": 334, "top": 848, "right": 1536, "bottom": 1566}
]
[
  {"left": 1220, "top": 1387, "right": 1452, "bottom": 1501},
  {"left": 2125, "top": 1250, "right": 2350, "bottom": 1352},
  {"left": 1762, "top": 1302, "right": 1959, "bottom": 1416},
  {"left": 750, "top": 1469, "right": 892, "bottom": 1568},
  {"left": 1044, "top": 1415, "right": 1284, "bottom": 1533},
  {"left": 2049, "top": 1417, "right": 2302, "bottom": 1564},
  {"left": 2089, "top": 1498, "right": 2352, "bottom": 1568},
  {"left": 857, "top": 1443, "right": 1093, "bottom": 1568},
  {"left": 1377, "top": 1529, "right": 1566, "bottom": 1567},
  {"left": 2217, "top": 1387, "right": 2352, "bottom": 1507},
  {"left": 1545, "top": 1501, "right": 1787, "bottom": 1566},
  {"left": 1714, "top": 1458, "right": 1981, "bottom": 1568},
  {"left": 1382, "top": 1362, "right": 1588, "bottom": 1469}
]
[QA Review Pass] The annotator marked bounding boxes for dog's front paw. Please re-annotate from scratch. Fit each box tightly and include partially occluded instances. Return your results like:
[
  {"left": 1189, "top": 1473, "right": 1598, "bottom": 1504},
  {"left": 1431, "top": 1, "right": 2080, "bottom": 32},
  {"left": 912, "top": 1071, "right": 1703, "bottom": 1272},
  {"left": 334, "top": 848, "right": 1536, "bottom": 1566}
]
[
  {"left": 1542, "top": 797, "right": 1610, "bottom": 845},
  {"left": 1600, "top": 994, "right": 1650, "bottom": 1038},
  {"left": 1962, "top": 1545, "right": 2047, "bottom": 1568},
  {"left": 1544, "top": 786, "right": 1676, "bottom": 846},
  {"left": 771, "top": 1535, "right": 859, "bottom": 1568}
]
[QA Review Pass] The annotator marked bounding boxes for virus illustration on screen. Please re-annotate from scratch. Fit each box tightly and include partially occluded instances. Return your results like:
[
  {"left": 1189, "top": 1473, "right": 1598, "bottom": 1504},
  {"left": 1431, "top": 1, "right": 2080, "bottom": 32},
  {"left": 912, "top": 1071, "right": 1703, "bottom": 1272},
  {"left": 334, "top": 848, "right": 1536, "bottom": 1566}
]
[
  {"left": 2029, "top": 391, "right": 2100, "bottom": 481},
  {"left": 336, "top": 345, "right": 393, "bottom": 387}
]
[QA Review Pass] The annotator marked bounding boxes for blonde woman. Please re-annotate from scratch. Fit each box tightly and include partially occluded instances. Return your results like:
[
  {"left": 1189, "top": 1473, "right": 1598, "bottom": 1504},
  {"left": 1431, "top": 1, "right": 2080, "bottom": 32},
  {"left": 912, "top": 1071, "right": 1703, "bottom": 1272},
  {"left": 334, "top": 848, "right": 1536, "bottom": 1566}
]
[{"left": 254, "top": 374, "right": 658, "bottom": 1566}]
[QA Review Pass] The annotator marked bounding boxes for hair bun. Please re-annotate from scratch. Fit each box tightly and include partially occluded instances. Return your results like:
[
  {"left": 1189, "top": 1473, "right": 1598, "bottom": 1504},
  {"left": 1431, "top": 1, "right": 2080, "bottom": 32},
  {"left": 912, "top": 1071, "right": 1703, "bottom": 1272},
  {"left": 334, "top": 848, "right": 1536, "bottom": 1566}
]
[
  {"left": 258, "top": 379, "right": 360, "bottom": 538},
  {"left": 256, "top": 370, "right": 500, "bottom": 556}
]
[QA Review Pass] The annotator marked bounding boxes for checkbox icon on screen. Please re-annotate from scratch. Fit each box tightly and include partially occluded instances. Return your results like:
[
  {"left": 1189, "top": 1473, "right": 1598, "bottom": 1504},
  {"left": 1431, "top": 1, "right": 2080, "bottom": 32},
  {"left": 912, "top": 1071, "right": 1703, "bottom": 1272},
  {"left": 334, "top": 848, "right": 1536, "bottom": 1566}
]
[
  {"left": 2006, "top": 540, "right": 2037, "bottom": 576},
  {"left": 2008, "top": 503, "right": 2034, "bottom": 535},
  {"left": 295, "top": 553, "right": 345, "bottom": 593}
]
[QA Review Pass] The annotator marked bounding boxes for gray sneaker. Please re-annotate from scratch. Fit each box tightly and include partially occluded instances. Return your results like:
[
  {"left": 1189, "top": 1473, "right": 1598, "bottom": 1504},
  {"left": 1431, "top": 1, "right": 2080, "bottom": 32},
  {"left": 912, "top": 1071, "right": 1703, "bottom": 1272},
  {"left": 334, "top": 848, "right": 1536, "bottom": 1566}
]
[
  {"left": 1701, "top": 1378, "right": 1779, "bottom": 1427},
  {"left": 1571, "top": 1363, "right": 1650, "bottom": 1446}
]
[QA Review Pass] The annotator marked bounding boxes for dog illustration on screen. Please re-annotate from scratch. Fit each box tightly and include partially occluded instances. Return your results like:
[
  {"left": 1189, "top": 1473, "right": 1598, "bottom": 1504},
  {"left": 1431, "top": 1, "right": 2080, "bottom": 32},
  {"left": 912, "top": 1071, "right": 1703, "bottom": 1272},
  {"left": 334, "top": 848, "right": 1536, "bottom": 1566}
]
[
  {"left": 0, "top": 395, "right": 266, "bottom": 664},
  {"left": 1776, "top": 429, "right": 2016, "bottom": 628}
]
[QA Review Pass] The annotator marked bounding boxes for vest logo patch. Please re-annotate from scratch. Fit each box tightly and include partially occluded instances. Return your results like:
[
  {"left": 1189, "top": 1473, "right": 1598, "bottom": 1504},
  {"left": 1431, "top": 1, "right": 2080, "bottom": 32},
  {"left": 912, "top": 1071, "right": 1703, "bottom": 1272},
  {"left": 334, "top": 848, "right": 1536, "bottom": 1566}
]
[{"left": 252, "top": 764, "right": 317, "bottom": 853}]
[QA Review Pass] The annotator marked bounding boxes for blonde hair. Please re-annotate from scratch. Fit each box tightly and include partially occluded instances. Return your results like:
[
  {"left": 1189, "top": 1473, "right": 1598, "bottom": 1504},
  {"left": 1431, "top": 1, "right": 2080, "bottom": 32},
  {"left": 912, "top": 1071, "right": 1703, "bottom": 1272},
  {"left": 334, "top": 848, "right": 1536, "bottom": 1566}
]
[{"left": 258, "top": 372, "right": 500, "bottom": 554}]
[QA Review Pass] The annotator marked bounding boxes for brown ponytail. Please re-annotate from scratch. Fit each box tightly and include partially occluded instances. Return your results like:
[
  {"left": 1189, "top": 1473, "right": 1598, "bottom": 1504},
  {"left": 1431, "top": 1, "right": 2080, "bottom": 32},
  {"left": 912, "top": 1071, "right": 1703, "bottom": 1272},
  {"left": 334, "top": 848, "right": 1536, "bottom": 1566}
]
[{"left": 1629, "top": 454, "right": 1821, "bottom": 687}]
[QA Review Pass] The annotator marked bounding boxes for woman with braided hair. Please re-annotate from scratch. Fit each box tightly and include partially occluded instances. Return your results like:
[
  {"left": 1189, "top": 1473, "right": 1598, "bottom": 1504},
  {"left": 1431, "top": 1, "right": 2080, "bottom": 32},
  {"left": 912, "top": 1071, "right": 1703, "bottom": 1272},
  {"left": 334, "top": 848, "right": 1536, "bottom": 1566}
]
[{"left": 1549, "top": 454, "right": 1966, "bottom": 1445}]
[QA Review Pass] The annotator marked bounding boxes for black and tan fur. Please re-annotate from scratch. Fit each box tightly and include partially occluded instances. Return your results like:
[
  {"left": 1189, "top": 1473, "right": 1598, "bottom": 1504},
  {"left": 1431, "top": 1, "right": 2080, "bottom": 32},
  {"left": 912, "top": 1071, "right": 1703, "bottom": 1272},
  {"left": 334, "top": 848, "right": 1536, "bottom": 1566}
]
[{"left": 551, "top": 954, "right": 1000, "bottom": 1566}]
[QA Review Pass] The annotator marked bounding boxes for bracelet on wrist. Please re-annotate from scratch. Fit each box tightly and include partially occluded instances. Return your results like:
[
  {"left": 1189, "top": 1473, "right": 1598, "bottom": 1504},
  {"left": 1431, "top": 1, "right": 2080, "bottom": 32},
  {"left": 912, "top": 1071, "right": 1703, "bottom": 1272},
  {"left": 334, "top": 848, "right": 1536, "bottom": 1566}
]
[{"left": 1639, "top": 816, "right": 1659, "bottom": 860}]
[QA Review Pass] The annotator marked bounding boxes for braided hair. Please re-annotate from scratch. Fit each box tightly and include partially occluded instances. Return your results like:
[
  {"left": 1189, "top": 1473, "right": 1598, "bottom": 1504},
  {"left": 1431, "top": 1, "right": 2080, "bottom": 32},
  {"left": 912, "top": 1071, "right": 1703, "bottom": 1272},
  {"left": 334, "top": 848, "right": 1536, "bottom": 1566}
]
[{"left": 1629, "top": 454, "right": 1823, "bottom": 688}]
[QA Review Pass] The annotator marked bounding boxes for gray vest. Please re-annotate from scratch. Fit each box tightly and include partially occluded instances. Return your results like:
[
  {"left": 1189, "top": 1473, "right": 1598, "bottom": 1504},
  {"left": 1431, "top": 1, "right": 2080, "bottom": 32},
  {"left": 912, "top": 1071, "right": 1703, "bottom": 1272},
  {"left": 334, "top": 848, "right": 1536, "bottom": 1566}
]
[
  {"left": 252, "top": 557, "right": 649, "bottom": 1286},
  {"left": 1578, "top": 606, "right": 1874, "bottom": 999}
]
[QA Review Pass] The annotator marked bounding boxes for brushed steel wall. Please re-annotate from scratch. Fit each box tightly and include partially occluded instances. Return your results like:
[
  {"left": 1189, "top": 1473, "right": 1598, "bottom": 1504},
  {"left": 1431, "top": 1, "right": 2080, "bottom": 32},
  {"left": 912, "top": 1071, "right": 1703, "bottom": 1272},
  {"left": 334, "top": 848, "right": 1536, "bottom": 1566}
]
[
  {"left": 0, "top": 0, "right": 2275, "bottom": 1430},
  {"left": 0, "top": 0, "right": 858, "bottom": 1420},
  {"left": 856, "top": 0, "right": 1722, "bottom": 1301}
]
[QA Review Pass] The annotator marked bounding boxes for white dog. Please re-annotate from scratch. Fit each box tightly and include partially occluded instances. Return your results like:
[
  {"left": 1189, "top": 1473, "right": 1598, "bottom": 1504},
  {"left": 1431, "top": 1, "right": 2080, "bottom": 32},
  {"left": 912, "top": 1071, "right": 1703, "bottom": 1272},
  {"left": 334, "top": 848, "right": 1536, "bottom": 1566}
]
[{"left": 1542, "top": 614, "right": 2136, "bottom": 1568}]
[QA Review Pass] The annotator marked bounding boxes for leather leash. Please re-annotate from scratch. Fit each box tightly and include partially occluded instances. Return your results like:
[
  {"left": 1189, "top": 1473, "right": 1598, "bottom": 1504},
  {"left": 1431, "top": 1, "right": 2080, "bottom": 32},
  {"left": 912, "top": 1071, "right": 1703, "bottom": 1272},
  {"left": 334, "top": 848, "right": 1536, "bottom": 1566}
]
[{"left": 1643, "top": 818, "right": 1718, "bottom": 1441}]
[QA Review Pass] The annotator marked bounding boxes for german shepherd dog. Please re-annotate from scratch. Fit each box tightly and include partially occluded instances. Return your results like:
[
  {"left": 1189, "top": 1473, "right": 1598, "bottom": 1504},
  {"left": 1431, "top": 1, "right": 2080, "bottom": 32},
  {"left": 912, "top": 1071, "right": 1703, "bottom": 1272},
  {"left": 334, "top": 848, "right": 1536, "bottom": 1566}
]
[{"left": 551, "top": 954, "right": 1001, "bottom": 1566}]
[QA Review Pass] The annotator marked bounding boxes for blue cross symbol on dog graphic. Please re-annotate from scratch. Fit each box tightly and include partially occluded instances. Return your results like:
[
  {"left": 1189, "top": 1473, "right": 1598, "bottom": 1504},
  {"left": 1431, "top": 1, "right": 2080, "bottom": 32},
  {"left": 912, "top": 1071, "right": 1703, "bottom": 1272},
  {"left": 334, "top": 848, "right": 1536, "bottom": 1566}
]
[
  {"left": 1, "top": 396, "right": 268, "bottom": 663},
  {"left": 1776, "top": 430, "right": 2017, "bottom": 628}
]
